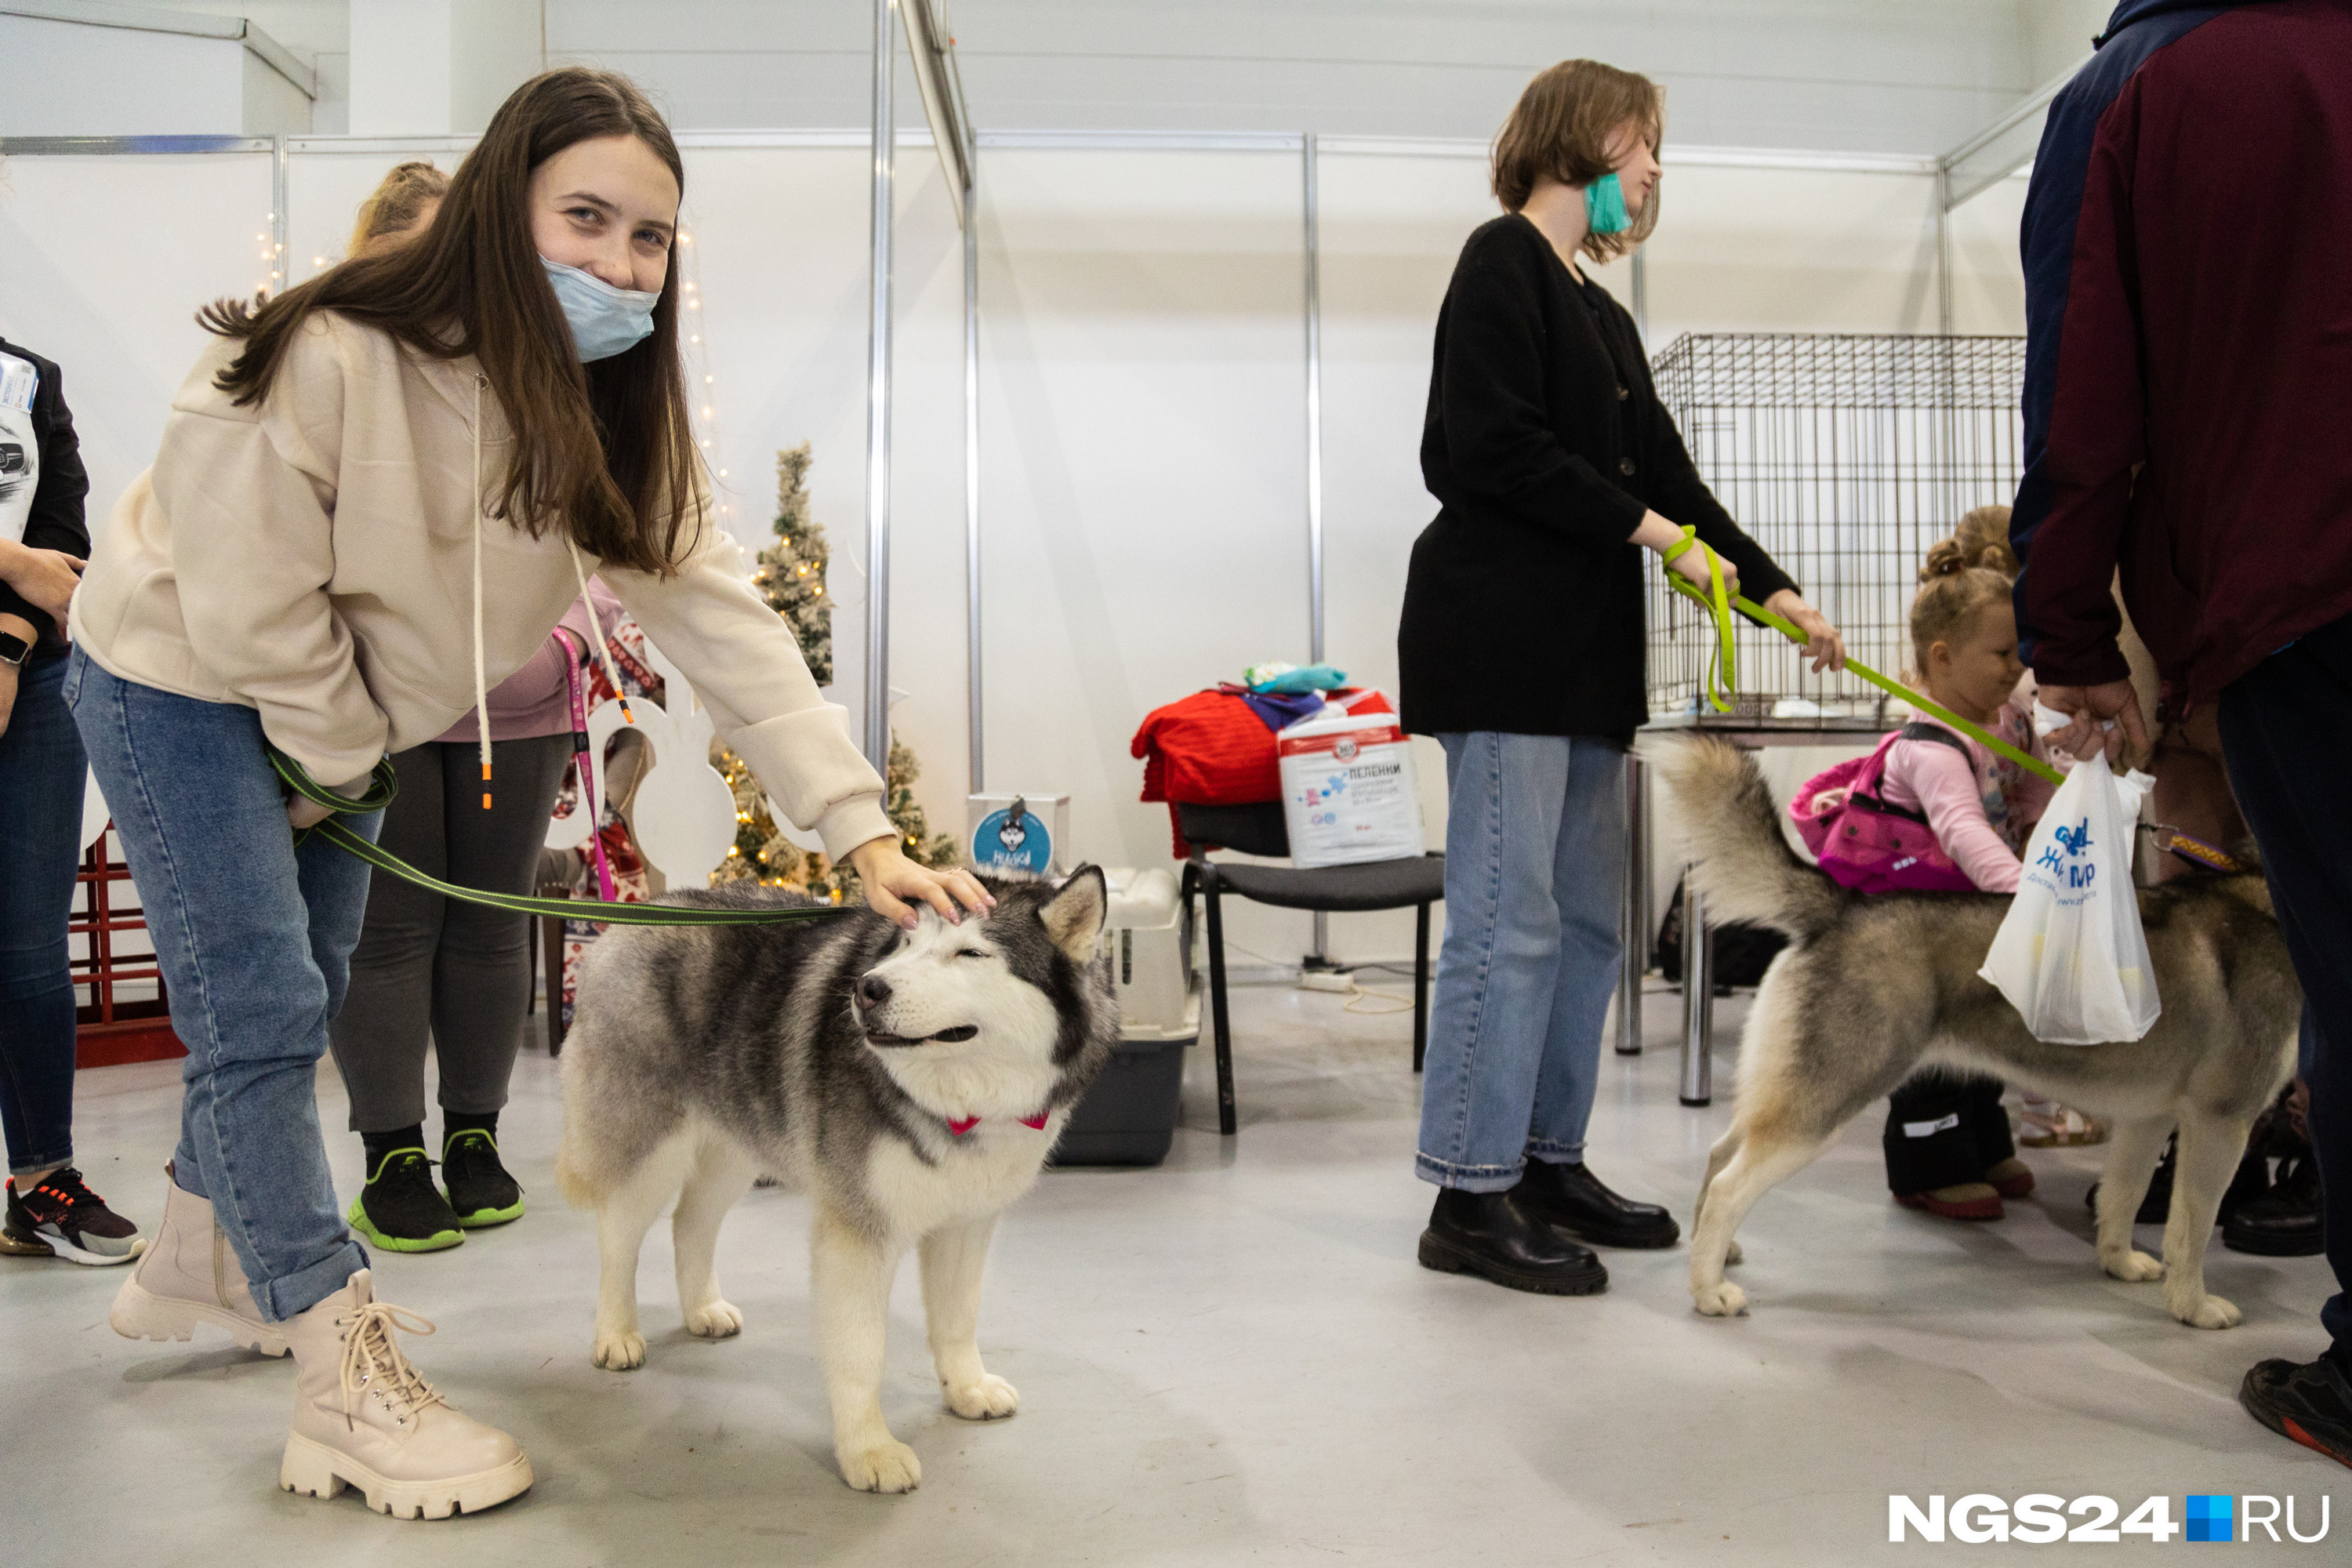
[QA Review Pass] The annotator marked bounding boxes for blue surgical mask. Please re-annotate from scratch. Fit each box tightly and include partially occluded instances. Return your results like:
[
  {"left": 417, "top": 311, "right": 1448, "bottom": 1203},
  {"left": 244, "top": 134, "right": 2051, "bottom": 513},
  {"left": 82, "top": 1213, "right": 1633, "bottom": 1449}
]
[
  {"left": 1584, "top": 172, "right": 1631, "bottom": 235},
  {"left": 539, "top": 256, "right": 659, "bottom": 362}
]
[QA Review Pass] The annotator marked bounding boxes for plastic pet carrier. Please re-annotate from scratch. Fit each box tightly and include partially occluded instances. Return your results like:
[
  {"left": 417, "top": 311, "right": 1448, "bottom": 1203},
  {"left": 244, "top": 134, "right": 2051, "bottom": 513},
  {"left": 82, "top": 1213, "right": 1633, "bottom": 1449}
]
[{"left": 1054, "top": 867, "right": 1199, "bottom": 1167}]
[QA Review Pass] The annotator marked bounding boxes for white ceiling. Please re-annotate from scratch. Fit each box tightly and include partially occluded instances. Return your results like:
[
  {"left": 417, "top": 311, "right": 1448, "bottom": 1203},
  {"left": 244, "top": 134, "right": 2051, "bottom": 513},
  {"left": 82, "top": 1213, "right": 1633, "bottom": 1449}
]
[{"left": 129, "top": 0, "right": 2115, "bottom": 154}]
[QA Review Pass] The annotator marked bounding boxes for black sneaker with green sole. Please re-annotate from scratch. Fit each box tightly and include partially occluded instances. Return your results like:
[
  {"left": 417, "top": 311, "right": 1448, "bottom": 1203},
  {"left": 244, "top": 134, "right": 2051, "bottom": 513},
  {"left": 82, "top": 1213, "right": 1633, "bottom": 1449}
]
[
  {"left": 347, "top": 1148, "right": 465, "bottom": 1253},
  {"left": 443, "top": 1129, "right": 524, "bottom": 1229}
]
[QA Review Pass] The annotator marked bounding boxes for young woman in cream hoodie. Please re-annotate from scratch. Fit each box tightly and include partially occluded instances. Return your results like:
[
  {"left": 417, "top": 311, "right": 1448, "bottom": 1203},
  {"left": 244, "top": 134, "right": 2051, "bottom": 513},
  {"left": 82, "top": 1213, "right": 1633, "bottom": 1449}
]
[{"left": 68, "top": 69, "right": 990, "bottom": 1519}]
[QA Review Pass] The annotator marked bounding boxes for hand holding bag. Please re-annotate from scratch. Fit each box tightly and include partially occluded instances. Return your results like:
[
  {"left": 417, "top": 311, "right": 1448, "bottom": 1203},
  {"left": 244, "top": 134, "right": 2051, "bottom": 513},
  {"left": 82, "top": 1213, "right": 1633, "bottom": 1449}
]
[{"left": 1978, "top": 751, "right": 2160, "bottom": 1044}]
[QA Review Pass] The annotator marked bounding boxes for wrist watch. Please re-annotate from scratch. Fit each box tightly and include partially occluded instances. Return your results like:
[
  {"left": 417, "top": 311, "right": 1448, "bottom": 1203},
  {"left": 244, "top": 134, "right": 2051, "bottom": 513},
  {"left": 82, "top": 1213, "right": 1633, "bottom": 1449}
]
[{"left": 0, "top": 629, "right": 33, "bottom": 668}]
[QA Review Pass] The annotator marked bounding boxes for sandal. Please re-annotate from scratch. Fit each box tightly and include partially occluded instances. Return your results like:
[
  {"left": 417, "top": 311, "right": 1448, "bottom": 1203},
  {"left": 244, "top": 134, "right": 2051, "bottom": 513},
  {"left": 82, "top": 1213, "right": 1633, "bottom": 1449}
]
[{"left": 2018, "top": 1097, "right": 2107, "bottom": 1147}]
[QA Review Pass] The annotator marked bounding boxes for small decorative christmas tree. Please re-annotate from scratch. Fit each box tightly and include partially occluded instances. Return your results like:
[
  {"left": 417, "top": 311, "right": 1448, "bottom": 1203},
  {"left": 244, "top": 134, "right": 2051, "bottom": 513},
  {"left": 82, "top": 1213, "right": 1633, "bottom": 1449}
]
[
  {"left": 710, "top": 445, "right": 960, "bottom": 895},
  {"left": 751, "top": 443, "right": 832, "bottom": 687}
]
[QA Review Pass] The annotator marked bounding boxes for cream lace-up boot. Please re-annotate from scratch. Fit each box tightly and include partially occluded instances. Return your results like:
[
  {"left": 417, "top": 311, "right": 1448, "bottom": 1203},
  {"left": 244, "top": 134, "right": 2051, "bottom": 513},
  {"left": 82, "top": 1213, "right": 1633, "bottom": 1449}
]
[
  {"left": 278, "top": 1270, "right": 533, "bottom": 1519},
  {"left": 109, "top": 1163, "right": 290, "bottom": 1357}
]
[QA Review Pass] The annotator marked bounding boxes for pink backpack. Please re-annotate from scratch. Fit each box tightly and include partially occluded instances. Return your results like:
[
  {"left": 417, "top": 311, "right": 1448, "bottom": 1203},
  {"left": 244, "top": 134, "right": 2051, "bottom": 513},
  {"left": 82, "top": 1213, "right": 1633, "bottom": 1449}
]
[{"left": 1790, "top": 724, "right": 1980, "bottom": 895}]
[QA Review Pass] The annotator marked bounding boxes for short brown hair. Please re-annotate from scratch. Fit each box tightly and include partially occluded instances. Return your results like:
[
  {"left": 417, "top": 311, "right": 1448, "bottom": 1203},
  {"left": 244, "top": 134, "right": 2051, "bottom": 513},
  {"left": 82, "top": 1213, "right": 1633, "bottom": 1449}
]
[
  {"left": 201, "top": 69, "right": 701, "bottom": 576},
  {"left": 1490, "top": 60, "right": 1664, "bottom": 263},
  {"left": 347, "top": 161, "right": 450, "bottom": 258}
]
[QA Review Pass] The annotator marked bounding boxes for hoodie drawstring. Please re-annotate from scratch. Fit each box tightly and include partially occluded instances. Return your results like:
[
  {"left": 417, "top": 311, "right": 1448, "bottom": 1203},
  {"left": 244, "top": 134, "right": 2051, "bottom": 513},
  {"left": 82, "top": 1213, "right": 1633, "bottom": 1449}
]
[
  {"left": 470, "top": 373, "right": 637, "bottom": 817},
  {"left": 472, "top": 375, "right": 492, "bottom": 810},
  {"left": 566, "top": 541, "right": 634, "bottom": 727}
]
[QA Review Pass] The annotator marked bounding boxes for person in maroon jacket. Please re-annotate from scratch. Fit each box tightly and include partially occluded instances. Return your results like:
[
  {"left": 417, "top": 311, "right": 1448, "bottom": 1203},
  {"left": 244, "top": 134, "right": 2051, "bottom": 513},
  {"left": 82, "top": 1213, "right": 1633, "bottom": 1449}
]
[{"left": 2009, "top": 0, "right": 2352, "bottom": 1467}]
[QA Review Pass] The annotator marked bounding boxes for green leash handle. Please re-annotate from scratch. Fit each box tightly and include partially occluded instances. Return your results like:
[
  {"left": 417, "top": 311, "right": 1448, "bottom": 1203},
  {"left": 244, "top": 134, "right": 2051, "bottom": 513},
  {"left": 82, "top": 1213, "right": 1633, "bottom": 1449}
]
[
  {"left": 1661, "top": 529, "right": 2066, "bottom": 789},
  {"left": 268, "top": 746, "right": 851, "bottom": 927}
]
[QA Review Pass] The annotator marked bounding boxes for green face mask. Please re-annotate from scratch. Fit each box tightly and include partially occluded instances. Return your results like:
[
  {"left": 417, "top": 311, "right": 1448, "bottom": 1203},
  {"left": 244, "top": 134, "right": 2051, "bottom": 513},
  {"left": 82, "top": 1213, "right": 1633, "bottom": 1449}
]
[{"left": 1584, "top": 172, "right": 1631, "bottom": 235}]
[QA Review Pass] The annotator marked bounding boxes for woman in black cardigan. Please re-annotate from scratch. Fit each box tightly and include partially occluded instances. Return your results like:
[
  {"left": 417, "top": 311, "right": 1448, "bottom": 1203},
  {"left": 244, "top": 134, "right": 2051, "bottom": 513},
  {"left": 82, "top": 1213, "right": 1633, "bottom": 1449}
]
[{"left": 1399, "top": 61, "right": 1844, "bottom": 1296}]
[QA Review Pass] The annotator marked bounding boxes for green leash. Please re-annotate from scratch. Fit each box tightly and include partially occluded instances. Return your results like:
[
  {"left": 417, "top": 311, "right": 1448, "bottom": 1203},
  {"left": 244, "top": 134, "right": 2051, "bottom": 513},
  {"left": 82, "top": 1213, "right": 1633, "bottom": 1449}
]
[
  {"left": 269, "top": 746, "right": 850, "bottom": 927},
  {"left": 1659, "top": 528, "right": 2066, "bottom": 789}
]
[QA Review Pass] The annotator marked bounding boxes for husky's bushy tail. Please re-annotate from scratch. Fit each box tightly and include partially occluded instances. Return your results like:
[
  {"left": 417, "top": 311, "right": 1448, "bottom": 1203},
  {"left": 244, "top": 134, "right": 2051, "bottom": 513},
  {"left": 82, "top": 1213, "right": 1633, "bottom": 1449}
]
[{"left": 1638, "top": 735, "right": 1845, "bottom": 945}]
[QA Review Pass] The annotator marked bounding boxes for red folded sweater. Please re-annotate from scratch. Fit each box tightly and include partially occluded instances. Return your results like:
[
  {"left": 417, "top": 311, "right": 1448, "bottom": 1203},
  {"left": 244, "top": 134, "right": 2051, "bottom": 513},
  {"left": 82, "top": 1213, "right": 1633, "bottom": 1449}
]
[{"left": 1131, "top": 688, "right": 1392, "bottom": 857}]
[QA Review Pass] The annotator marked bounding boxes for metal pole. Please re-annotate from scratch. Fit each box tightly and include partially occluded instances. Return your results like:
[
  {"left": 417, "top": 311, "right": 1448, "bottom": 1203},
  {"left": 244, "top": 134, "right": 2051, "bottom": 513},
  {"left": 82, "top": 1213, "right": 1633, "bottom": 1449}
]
[
  {"left": 1935, "top": 166, "right": 1955, "bottom": 336},
  {"left": 1303, "top": 132, "right": 1325, "bottom": 665},
  {"left": 964, "top": 171, "right": 982, "bottom": 793},
  {"left": 1629, "top": 248, "right": 1648, "bottom": 346},
  {"left": 1679, "top": 873, "right": 1714, "bottom": 1105},
  {"left": 1613, "top": 753, "right": 1647, "bottom": 1055},
  {"left": 270, "top": 132, "right": 288, "bottom": 295},
  {"left": 1301, "top": 132, "right": 1330, "bottom": 967},
  {"left": 862, "top": 0, "right": 896, "bottom": 771}
]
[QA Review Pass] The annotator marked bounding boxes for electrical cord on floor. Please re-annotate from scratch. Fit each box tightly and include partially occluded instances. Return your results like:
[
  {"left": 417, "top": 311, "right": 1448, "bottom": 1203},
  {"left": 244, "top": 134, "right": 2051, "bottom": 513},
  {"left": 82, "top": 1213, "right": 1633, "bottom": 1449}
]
[{"left": 1204, "top": 940, "right": 1420, "bottom": 1013}]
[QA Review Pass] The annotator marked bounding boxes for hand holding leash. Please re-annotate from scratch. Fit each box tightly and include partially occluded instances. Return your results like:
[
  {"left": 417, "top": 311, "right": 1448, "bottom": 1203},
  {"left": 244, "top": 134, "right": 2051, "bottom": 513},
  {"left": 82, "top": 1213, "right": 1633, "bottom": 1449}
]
[{"left": 1659, "top": 532, "right": 2063, "bottom": 787}]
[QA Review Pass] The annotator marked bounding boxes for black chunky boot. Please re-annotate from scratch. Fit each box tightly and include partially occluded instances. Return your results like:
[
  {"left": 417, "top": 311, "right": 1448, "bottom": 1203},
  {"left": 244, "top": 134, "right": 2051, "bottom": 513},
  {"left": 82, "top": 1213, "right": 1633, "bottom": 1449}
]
[
  {"left": 2226, "top": 1155, "right": 2325, "bottom": 1256},
  {"left": 1514, "top": 1160, "right": 1681, "bottom": 1248},
  {"left": 1417, "top": 1187, "right": 1609, "bottom": 1295}
]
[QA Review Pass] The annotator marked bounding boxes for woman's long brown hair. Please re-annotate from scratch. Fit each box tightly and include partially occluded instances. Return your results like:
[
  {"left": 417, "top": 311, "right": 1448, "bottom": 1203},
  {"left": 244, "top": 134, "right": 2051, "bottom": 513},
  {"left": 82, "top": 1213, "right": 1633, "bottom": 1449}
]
[{"left": 200, "top": 68, "right": 699, "bottom": 575}]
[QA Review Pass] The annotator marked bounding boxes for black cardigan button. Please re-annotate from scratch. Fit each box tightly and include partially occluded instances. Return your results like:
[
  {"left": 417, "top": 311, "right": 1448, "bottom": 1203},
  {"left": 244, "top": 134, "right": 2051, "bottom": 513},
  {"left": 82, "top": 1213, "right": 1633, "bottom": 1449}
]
[{"left": 1618, "top": 457, "right": 1635, "bottom": 476}]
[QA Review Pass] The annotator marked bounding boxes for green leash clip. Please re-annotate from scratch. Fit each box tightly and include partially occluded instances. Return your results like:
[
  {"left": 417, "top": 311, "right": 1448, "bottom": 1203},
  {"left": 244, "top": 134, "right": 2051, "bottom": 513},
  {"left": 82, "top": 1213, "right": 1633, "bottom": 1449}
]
[
  {"left": 1659, "top": 528, "right": 2065, "bottom": 789},
  {"left": 267, "top": 745, "right": 851, "bottom": 927}
]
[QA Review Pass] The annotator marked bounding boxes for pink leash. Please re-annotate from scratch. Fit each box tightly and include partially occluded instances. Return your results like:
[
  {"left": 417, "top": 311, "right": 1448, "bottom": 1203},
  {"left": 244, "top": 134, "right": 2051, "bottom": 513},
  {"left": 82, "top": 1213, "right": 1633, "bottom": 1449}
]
[{"left": 554, "top": 626, "right": 618, "bottom": 903}]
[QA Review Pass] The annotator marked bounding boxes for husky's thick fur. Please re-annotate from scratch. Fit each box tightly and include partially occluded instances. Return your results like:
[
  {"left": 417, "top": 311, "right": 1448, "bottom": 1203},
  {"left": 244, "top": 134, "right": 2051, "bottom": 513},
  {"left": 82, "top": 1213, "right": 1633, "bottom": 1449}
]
[
  {"left": 1643, "top": 735, "right": 2300, "bottom": 1331},
  {"left": 556, "top": 867, "right": 1115, "bottom": 1494}
]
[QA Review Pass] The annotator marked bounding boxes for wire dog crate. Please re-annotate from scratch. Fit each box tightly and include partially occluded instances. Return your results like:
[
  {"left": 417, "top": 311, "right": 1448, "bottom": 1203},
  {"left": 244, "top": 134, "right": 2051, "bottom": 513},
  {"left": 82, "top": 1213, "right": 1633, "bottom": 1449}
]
[{"left": 1646, "top": 333, "right": 2027, "bottom": 724}]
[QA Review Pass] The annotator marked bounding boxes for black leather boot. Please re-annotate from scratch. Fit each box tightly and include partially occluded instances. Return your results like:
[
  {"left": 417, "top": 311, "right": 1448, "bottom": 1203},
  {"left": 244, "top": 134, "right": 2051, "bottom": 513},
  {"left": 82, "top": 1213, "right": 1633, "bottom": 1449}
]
[
  {"left": 1417, "top": 1187, "right": 1608, "bottom": 1295},
  {"left": 2087, "top": 1138, "right": 2268, "bottom": 1228},
  {"left": 2226, "top": 1155, "right": 2326, "bottom": 1257},
  {"left": 1514, "top": 1160, "right": 1682, "bottom": 1249}
]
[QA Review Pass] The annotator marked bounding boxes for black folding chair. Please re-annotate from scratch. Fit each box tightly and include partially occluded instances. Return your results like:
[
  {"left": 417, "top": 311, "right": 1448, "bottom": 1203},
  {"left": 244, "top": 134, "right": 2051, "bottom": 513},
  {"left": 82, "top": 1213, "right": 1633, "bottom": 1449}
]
[{"left": 1176, "top": 801, "right": 1445, "bottom": 1135}]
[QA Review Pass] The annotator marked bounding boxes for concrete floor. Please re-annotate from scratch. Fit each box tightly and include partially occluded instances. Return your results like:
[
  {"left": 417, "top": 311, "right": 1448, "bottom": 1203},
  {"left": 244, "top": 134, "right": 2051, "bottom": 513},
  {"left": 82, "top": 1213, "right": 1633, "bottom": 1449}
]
[{"left": 7, "top": 981, "right": 2343, "bottom": 1566}]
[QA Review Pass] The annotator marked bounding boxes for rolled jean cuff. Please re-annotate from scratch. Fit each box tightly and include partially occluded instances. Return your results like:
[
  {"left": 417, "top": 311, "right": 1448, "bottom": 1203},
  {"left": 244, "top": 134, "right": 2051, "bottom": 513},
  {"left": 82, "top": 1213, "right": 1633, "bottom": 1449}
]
[
  {"left": 1414, "top": 1152, "right": 1525, "bottom": 1192},
  {"left": 1523, "top": 1140, "right": 1587, "bottom": 1164},
  {"left": 258, "top": 1237, "right": 370, "bottom": 1323},
  {"left": 9, "top": 1148, "right": 71, "bottom": 1180}
]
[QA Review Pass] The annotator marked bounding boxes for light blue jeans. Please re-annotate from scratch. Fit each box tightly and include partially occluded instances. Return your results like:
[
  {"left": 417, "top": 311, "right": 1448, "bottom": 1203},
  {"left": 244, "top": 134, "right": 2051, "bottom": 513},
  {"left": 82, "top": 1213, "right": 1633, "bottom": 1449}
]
[
  {"left": 67, "top": 651, "right": 379, "bottom": 1320},
  {"left": 1416, "top": 731, "right": 1627, "bottom": 1191}
]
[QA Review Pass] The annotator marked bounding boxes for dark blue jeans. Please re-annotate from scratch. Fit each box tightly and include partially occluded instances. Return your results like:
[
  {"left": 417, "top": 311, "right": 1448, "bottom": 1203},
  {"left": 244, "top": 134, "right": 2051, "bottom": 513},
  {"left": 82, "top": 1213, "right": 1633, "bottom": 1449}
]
[
  {"left": 0, "top": 646, "right": 84, "bottom": 1178},
  {"left": 67, "top": 651, "right": 381, "bottom": 1319},
  {"left": 2218, "top": 611, "right": 2352, "bottom": 1359}
]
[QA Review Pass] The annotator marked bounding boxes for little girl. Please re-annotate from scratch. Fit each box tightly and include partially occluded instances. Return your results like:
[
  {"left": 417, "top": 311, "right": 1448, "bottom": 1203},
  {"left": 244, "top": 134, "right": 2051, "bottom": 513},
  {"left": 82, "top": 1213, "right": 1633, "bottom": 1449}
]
[
  {"left": 1847, "top": 543, "right": 2057, "bottom": 1218},
  {"left": 1797, "top": 545, "right": 2060, "bottom": 1222}
]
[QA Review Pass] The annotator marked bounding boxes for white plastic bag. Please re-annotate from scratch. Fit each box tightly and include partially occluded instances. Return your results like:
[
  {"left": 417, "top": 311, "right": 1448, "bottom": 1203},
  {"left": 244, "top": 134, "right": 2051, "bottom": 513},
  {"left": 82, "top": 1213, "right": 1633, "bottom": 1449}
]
[
  {"left": 1277, "top": 710, "right": 1425, "bottom": 869},
  {"left": 1978, "top": 751, "right": 2160, "bottom": 1044}
]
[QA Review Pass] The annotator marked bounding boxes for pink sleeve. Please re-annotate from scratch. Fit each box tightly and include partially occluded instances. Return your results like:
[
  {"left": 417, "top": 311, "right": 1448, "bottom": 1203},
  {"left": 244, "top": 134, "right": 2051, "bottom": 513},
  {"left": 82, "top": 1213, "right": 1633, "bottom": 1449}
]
[
  {"left": 1882, "top": 741, "right": 2023, "bottom": 893},
  {"left": 2006, "top": 703, "right": 2059, "bottom": 838}
]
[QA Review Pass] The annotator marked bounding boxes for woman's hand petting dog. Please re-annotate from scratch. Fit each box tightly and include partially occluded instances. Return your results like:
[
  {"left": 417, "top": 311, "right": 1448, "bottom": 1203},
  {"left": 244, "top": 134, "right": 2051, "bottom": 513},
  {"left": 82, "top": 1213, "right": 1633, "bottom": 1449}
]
[{"left": 849, "top": 836, "right": 996, "bottom": 930}]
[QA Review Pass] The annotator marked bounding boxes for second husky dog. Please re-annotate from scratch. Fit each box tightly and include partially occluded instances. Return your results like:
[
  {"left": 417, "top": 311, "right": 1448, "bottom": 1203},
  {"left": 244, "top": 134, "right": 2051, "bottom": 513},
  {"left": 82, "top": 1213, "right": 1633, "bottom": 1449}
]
[
  {"left": 1643, "top": 735, "right": 2300, "bottom": 1332},
  {"left": 557, "top": 867, "right": 1115, "bottom": 1494}
]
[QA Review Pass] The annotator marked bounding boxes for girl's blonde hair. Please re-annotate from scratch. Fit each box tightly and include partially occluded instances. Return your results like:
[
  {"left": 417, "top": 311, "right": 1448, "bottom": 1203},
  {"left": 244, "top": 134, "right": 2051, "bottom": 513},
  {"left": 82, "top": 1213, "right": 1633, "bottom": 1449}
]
[
  {"left": 347, "top": 161, "right": 450, "bottom": 259},
  {"left": 1490, "top": 60, "right": 1664, "bottom": 263},
  {"left": 1922, "top": 504, "right": 2018, "bottom": 582},
  {"left": 1910, "top": 551, "right": 2013, "bottom": 680}
]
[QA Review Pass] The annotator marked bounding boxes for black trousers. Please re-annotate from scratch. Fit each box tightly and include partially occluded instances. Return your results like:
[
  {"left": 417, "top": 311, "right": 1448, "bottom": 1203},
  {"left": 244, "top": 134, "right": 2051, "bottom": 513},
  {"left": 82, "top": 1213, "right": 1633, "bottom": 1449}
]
[
  {"left": 325, "top": 736, "right": 572, "bottom": 1134},
  {"left": 2218, "top": 610, "right": 2352, "bottom": 1358},
  {"left": 1883, "top": 1071, "right": 2014, "bottom": 1193}
]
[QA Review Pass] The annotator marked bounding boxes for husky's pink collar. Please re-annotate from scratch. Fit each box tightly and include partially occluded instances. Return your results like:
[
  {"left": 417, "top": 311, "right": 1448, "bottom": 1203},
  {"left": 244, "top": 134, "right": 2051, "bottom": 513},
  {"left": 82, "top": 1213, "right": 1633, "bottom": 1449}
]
[{"left": 946, "top": 1111, "right": 1051, "bottom": 1137}]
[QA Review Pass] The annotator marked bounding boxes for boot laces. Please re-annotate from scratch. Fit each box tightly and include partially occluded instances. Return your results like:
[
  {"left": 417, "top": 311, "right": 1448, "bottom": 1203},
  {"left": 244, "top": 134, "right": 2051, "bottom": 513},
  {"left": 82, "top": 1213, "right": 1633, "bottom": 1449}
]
[{"left": 339, "top": 1300, "right": 448, "bottom": 1429}]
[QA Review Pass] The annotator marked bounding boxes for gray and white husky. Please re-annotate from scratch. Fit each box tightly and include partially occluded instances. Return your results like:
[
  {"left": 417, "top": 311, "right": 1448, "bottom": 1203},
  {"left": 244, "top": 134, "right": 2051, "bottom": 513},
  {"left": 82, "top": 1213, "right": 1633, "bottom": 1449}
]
[
  {"left": 1643, "top": 736, "right": 2301, "bottom": 1332},
  {"left": 556, "top": 866, "right": 1116, "bottom": 1494}
]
